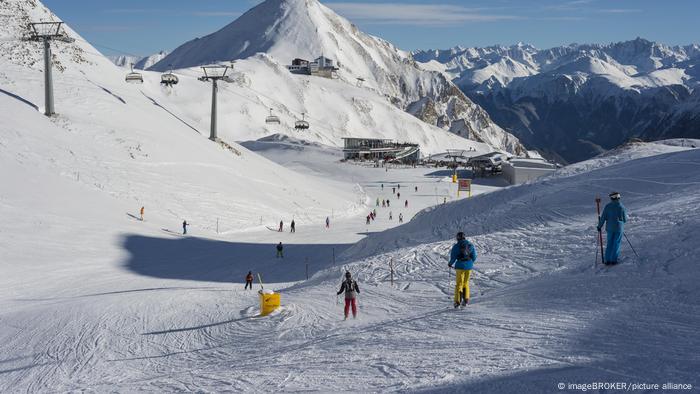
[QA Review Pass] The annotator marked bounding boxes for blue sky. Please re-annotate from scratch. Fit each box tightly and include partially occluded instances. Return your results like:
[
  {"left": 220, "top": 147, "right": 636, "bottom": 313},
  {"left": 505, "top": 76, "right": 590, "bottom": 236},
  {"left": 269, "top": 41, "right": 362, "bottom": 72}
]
[{"left": 42, "top": 0, "right": 699, "bottom": 58}]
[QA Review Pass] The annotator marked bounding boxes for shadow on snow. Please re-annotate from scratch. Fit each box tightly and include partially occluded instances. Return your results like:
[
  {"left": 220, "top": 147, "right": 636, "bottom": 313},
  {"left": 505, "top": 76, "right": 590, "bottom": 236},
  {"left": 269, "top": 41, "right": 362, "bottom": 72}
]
[{"left": 121, "top": 234, "right": 351, "bottom": 284}]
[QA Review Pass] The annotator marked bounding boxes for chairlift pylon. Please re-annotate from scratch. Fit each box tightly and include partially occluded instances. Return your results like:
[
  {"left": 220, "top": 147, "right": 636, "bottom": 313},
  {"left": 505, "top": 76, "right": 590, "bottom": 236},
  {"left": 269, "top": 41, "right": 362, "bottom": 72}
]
[
  {"left": 125, "top": 63, "right": 143, "bottom": 84},
  {"left": 161, "top": 65, "right": 179, "bottom": 86},
  {"left": 265, "top": 108, "right": 280, "bottom": 124},
  {"left": 294, "top": 112, "right": 310, "bottom": 130}
]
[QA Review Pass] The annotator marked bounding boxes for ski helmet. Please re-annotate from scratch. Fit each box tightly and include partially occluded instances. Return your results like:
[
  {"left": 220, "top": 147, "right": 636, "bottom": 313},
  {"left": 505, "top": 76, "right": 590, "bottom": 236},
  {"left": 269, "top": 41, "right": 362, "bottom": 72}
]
[
  {"left": 456, "top": 232, "right": 465, "bottom": 240},
  {"left": 609, "top": 192, "right": 621, "bottom": 200},
  {"left": 345, "top": 271, "right": 351, "bottom": 278}
]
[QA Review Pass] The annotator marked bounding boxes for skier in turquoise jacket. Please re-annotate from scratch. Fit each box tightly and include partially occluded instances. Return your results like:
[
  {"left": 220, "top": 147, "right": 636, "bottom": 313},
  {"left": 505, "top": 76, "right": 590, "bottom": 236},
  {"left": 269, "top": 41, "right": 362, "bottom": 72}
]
[{"left": 597, "top": 192, "right": 628, "bottom": 265}]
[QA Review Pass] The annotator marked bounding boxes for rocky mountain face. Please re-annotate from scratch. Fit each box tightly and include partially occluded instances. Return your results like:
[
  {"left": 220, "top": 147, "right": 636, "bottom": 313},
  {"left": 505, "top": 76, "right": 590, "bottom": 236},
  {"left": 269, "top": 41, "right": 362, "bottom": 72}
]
[
  {"left": 151, "top": 0, "right": 526, "bottom": 154},
  {"left": 415, "top": 38, "right": 700, "bottom": 162}
]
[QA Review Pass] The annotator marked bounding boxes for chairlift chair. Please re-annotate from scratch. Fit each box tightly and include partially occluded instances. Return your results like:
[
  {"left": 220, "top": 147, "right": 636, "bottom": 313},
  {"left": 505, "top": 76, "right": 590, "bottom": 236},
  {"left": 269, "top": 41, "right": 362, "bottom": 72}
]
[
  {"left": 294, "top": 112, "right": 310, "bottom": 130},
  {"left": 161, "top": 66, "right": 179, "bottom": 86},
  {"left": 265, "top": 108, "right": 281, "bottom": 124},
  {"left": 125, "top": 63, "right": 143, "bottom": 84}
]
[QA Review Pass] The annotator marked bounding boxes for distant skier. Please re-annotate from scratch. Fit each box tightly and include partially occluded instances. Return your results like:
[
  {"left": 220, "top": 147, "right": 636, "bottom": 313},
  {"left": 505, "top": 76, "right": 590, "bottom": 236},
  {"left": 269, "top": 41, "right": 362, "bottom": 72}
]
[
  {"left": 276, "top": 242, "right": 284, "bottom": 258},
  {"left": 337, "top": 271, "right": 360, "bottom": 320},
  {"left": 443, "top": 197, "right": 447, "bottom": 204},
  {"left": 415, "top": 186, "right": 418, "bottom": 192},
  {"left": 373, "top": 208, "right": 377, "bottom": 217},
  {"left": 404, "top": 200, "right": 408, "bottom": 208},
  {"left": 397, "top": 192, "right": 401, "bottom": 200},
  {"left": 278, "top": 220, "right": 283, "bottom": 232},
  {"left": 597, "top": 192, "right": 628, "bottom": 265},
  {"left": 382, "top": 199, "right": 386, "bottom": 208},
  {"left": 397, "top": 184, "right": 400, "bottom": 190},
  {"left": 381, "top": 183, "right": 384, "bottom": 190},
  {"left": 326, "top": 216, "right": 330, "bottom": 228},
  {"left": 366, "top": 215, "right": 371, "bottom": 225},
  {"left": 140, "top": 206, "right": 144, "bottom": 221},
  {"left": 398, "top": 213, "right": 403, "bottom": 223},
  {"left": 376, "top": 197, "right": 380, "bottom": 207},
  {"left": 182, "top": 220, "right": 189, "bottom": 235},
  {"left": 389, "top": 211, "right": 393, "bottom": 220},
  {"left": 448, "top": 232, "right": 477, "bottom": 308},
  {"left": 245, "top": 271, "right": 254, "bottom": 290},
  {"left": 290, "top": 220, "right": 296, "bottom": 233},
  {"left": 392, "top": 187, "right": 395, "bottom": 194},
  {"left": 386, "top": 200, "right": 390, "bottom": 208}
]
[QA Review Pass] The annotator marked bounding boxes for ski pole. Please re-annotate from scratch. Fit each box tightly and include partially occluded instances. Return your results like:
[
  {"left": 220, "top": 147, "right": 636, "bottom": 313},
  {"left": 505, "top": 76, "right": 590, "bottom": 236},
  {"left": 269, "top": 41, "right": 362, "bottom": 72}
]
[
  {"left": 624, "top": 233, "right": 640, "bottom": 259},
  {"left": 594, "top": 233, "right": 600, "bottom": 267},
  {"left": 257, "top": 273, "right": 264, "bottom": 291},
  {"left": 595, "top": 196, "right": 605, "bottom": 265}
]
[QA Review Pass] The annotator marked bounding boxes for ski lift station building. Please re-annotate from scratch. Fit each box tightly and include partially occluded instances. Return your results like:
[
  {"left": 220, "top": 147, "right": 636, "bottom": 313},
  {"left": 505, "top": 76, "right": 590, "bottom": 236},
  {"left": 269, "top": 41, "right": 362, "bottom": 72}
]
[
  {"left": 287, "top": 56, "right": 339, "bottom": 78},
  {"left": 502, "top": 158, "right": 558, "bottom": 185},
  {"left": 342, "top": 137, "right": 420, "bottom": 163}
]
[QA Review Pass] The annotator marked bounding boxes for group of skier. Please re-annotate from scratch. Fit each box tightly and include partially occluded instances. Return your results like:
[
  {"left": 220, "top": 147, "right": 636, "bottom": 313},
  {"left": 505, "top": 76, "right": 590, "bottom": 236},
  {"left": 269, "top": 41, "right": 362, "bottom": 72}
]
[
  {"left": 137, "top": 206, "right": 191, "bottom": 235},
  {"left": 278, "top": 219, "right": 296, "bottom": 233},
  {"left": 366, "top": 183, "right": 417, "bottom": 226},
  {"left": 247, "top": 190, "right": 628, "bottom": 319}
]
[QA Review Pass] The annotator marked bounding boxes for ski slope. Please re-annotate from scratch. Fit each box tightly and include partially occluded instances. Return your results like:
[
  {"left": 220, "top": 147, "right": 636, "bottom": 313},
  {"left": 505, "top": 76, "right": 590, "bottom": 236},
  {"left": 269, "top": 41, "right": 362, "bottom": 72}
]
[
  {"left": 1, "top": 0, "right": 699, "bottom": 392},
  {"left": 2, "top": 136, "right": 700, "bottom": 392}
]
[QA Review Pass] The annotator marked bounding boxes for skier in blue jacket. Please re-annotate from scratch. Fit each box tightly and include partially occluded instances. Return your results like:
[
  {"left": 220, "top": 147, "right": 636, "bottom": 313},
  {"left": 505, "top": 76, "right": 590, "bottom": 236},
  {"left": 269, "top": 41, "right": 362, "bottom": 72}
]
[
  {"left": 448, "top": 232, "right": 477, "bottom": 308},
  {"left": 597, "top": 192, "right": 628, "bottom": 265}
]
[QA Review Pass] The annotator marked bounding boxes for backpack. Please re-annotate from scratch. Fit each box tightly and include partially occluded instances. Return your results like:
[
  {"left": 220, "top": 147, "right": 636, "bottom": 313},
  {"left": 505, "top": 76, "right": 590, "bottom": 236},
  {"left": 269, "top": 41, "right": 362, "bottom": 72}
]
[
  {"left": 344, "top": 280, "right": 355, "bottom": 293},
  {"left": 457, "top": 241, "right": 472, "bottom": 261}
]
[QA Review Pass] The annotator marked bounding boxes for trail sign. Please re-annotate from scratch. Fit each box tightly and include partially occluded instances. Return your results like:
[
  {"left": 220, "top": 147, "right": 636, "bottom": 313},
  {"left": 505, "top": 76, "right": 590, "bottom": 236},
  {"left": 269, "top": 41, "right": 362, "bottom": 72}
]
[{"left": 458, "top": 179, "right": 472, "bottom": 197}]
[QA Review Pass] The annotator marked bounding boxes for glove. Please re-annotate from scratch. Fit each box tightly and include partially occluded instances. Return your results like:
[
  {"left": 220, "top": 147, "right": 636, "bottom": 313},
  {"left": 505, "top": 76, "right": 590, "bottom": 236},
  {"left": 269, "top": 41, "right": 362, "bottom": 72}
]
[
  {"left": 448, "top": 263, "right": 453, "bottom": 268},
  {"left": 596, "top": 226, "right": 602, "bottom": 232}
]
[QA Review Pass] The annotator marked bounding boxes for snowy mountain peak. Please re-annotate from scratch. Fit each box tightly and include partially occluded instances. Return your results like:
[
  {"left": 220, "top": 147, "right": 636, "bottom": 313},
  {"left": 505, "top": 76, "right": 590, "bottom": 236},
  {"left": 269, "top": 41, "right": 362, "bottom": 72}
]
[
  {"left": 151, "top": 0, "right": 526, "bottom": 154},
  {"left": 109, "top": 51, "right": 169, "bottom": 69},
  {"left": 415, "top": 37, "right": 700, "bottom": 163}
]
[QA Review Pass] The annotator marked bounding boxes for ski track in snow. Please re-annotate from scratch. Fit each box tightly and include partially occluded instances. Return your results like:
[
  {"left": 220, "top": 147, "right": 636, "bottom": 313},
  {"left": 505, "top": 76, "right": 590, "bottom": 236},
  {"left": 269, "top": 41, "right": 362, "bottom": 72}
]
[
  {"left": 3, "top": 145, "right": 700, "bottom": 392},
  {"left": 1, "top": 0, "right": 700, "bottom": 390}
]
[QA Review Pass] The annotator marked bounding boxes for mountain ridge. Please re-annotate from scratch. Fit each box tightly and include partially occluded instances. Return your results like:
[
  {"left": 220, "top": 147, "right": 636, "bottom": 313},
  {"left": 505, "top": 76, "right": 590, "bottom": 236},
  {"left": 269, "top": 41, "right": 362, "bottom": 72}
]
[{"left": 414, "top": 38, "right": 700, "bottom": 162}]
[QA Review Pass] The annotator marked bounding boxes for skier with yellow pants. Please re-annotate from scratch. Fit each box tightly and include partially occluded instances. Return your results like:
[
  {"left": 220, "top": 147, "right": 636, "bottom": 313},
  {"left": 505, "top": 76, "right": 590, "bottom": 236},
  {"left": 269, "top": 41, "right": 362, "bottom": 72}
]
[{"left": 448, "top": 232, "right": 477, "bottom": 308}]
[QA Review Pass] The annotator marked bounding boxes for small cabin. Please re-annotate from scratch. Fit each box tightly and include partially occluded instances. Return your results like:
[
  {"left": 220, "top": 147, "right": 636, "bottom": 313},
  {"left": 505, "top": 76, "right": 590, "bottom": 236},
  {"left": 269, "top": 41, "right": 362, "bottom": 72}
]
[
  {"left": 287, "top": 55, "right": 338, "bottom": 78},
  {"left": 291, "top": 58, "right": 310, "bottom": 66},
  {"left": 502, "top": 158, "right": 558, "bottom": 185}
]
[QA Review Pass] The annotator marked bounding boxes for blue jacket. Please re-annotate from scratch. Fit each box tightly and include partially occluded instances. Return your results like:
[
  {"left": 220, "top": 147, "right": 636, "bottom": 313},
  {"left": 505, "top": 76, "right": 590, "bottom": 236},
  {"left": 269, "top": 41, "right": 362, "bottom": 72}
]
[
  {"left": 598, "top": 200, "right": 627, "bottom": 233},
  {"left": 449, "top": 239, "right": 477, "bottom": 270}
]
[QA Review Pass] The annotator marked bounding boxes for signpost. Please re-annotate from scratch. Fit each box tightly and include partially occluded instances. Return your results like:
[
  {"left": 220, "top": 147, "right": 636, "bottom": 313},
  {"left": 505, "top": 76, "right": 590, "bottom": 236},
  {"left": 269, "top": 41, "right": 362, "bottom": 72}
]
[{"left": 458, "top": 178, "right": 472, "bottom": 198}]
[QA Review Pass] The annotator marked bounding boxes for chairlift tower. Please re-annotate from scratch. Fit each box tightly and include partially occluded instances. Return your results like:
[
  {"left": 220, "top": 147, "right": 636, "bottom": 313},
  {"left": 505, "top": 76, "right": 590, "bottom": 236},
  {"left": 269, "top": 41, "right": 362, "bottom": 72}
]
[
  {"left": 446, "top": 149, "right": 466, "bottom": 182},
  {"left": 27, "top": 22, "right": 73, "bottom": 116},
  {"left": 198, "top": 65, "right": 230, "bottom": 141}
]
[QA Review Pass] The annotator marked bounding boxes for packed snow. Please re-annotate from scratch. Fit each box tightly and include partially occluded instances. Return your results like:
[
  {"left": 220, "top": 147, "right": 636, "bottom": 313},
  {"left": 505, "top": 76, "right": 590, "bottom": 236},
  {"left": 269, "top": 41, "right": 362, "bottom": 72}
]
[{"left": 2, "top": 0, "right": 700, "bottom": 392}]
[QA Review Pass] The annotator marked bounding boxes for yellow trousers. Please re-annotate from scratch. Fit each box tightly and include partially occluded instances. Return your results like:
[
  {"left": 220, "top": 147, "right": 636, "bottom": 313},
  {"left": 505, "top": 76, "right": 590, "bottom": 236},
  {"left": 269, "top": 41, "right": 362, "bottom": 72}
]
[{"left": 454, "top": 269, "right": 471, "bottom": 303}]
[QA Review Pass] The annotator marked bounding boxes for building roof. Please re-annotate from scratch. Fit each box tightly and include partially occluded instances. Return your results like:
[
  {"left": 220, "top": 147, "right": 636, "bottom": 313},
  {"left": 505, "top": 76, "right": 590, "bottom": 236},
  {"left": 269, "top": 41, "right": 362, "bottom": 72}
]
[
  {"left": 506, "top": 158, "right": 557, "bottom": 169},
  {"left": 342, "top": 137, "right": 393, "bottom": 142}
]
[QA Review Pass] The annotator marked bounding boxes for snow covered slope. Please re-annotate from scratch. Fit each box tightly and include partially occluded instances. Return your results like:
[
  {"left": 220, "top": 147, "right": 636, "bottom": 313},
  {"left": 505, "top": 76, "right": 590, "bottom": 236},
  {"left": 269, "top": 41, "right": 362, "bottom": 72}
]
[
  {"left": 0, "top": 0, "right": 359, "bottom": 231},
  {"left": 133, "top": 54, "right": 495, "bottom": 153},
  {"left": 415, "top": 38, "right": 700, "bottom": 163},
  {"left": 3, "top": 115, "right": 698, "bottom": 392},
  {"left": 150, "top": 0, "right": 525, "bottom": 154},
  {"left": 110, "top": 51, "right": 169, "bottom": 70}
]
